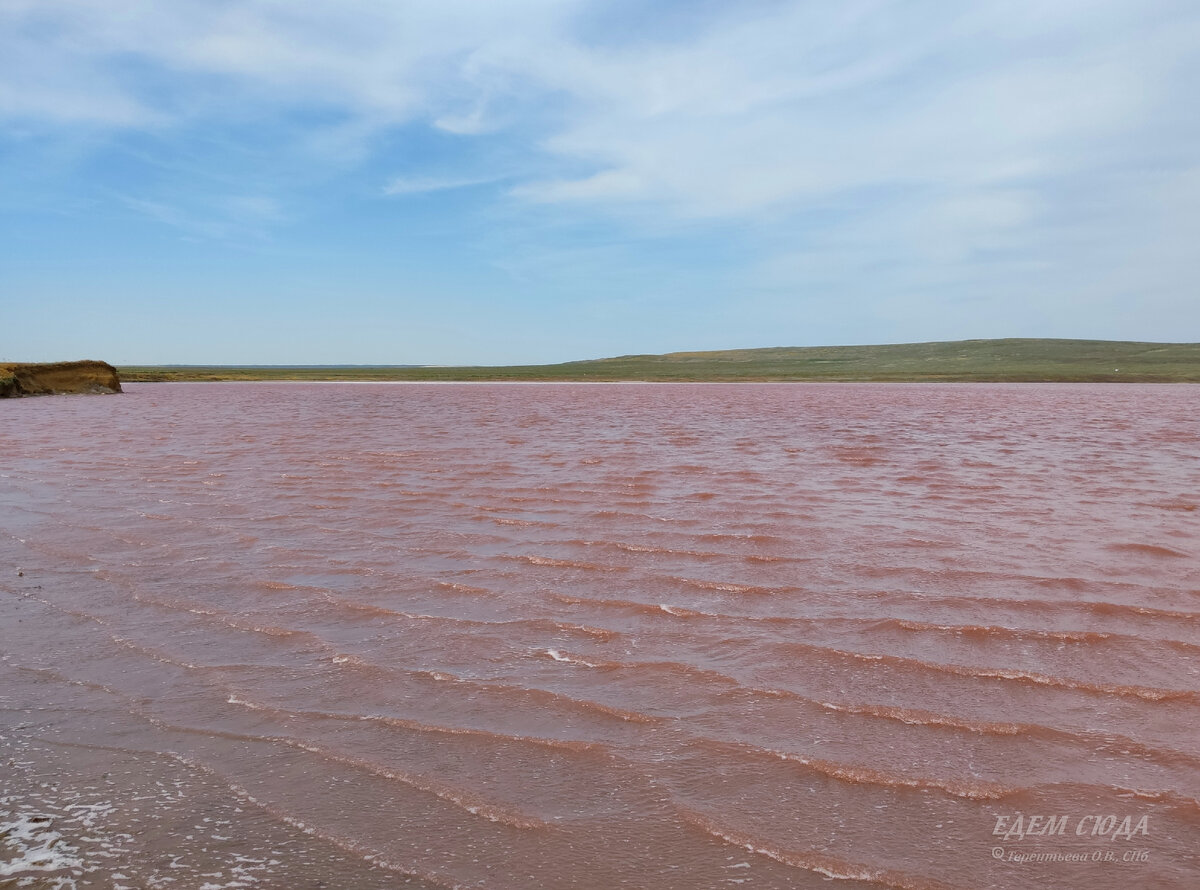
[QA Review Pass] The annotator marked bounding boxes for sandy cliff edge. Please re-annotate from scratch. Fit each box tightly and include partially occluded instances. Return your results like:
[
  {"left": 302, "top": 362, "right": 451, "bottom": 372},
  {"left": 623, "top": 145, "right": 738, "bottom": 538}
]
[{"left": 0, "top": 361, "right": 123, "bottom": 398}]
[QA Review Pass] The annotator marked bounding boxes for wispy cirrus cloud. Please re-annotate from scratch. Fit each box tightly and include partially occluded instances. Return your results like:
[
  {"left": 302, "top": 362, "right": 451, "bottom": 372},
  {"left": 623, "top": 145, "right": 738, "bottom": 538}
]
[
  {"left": 5, "top": 0, "right": 1194, "bottom": 219},
  {"left": 382, "top": 174, "right": 506, "bottom": 197},
  {"left": 115, "top": 192, "right": 284, "bottom": 241}
]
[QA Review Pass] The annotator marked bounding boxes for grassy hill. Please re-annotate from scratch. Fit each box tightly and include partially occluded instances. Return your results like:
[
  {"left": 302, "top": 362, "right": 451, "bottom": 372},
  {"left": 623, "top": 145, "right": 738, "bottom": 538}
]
[{"left": 118, "top": 339, "right": 1200, "bottom": 383}]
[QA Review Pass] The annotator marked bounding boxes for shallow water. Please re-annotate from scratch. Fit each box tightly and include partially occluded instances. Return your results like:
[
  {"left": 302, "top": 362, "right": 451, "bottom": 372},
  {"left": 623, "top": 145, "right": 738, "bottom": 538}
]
[{"left": 2, "top": 382, "right": 1198, "bottom": 889}]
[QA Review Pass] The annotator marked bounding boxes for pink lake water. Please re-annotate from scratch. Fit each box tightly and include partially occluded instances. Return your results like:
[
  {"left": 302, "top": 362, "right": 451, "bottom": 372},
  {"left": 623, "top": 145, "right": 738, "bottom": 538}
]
[{"left": 2, "top": 382, "right": 1199, "bottom": 889}]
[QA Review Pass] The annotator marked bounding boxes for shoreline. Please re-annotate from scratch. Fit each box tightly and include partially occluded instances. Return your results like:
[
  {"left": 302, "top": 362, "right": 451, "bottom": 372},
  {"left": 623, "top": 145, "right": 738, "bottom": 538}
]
[
  {"left": 120, "top": 378, "right": 1200, "bottom": 386},
  {"left": 115, "top": 339, "right": 1200, "bottom": 384}
]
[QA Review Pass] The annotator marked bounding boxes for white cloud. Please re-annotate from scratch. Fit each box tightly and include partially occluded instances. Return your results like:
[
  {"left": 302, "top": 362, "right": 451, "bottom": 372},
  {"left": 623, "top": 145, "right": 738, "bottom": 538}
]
[
  {"left": 116, "top": 192, "right": 283, "bottom": 240},
  {"left": 5, "top": 1, "right": 1193, "bottom": 219},
  {"left": 382, "top": 174, "right": 503, "bottom": 196},
  {"left": 4, "top": 0, "right": 1198, "bottom": 338},
  {"left": 507, "top": 2, "right": 1191, "bottom": 219},
  {"left": 0, "top": 0, "right": 570, "bottom": 128}
]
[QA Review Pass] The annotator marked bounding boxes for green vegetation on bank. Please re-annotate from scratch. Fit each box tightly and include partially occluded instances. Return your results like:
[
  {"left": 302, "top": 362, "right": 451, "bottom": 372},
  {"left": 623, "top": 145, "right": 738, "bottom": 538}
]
[{"left": 118, "top": 339, "right": 1200, "bottom": 383}]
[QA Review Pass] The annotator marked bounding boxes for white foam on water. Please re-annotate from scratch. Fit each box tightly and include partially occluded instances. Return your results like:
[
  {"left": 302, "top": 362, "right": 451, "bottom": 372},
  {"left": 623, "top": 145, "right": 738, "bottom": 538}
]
[
  {"left": 0, "top": 812, "right": 84, "bottom": 884},
  {"left": 225, "top": 693, "right": 264, "bottom": 709},
  {"left": 538, "top": 648, "right": 599, "bottom": 667}
]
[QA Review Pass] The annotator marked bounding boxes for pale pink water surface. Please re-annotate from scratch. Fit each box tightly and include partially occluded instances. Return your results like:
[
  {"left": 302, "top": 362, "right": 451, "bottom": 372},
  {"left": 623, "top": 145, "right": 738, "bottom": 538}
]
[{"left": 2, "top": 382, "right": 1199, "bottom": 889}]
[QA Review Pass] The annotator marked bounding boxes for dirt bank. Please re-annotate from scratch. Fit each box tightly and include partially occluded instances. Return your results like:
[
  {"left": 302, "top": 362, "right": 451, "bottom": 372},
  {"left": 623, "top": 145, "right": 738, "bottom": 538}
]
[{"left": 0, "top": 361, "right": 122, "bottom": 398}]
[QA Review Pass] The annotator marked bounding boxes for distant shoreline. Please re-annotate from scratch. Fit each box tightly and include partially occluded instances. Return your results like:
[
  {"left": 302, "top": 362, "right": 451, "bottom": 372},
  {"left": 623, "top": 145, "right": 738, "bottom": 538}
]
[
  {"left": 116, "top": 338, "right": 1200, "bottom": 384},
  {"left": 123, "top": 379, "right": 1200, "bottom": 386}
]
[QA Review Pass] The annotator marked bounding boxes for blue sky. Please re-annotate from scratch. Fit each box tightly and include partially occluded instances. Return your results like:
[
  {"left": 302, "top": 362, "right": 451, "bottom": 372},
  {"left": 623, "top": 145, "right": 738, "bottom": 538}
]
[{"left": 2, "top": 0, "right": 1198, "bottom": 364}]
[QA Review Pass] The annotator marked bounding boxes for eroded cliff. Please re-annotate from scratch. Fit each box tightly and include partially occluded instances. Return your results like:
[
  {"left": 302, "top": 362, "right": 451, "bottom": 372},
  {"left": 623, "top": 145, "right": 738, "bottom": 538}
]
[{"left": 0, "top": 361, "right": 123, "bottom": 398}]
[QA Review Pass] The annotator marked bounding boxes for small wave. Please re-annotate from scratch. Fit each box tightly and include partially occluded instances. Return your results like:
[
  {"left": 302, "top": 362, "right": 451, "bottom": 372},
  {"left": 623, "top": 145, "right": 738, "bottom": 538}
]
[
  {"left": 881, "top": 618, "right": 1200, "bottom": 654},
  {"left": 864, "top": 588, "right": 1200, "bottom": 627},
  {"left": 1149, "top": 501, "right": 1198, "bottom": 512},
  {"left": 670, "top": 577, "right": 769, "bottom": 594},
  {"left": 1085, "top": 600, "right": 1200, "bottom": 622},
  {"left": 548, "top": 621, "right": 619, "bottom": 641},
  {"left": 130, "top": 592, "right": 324, "bottom": 644},
  {"left": 222, "top": 691, "right": 617, "bottom": 752},
  {"left": 884, "top": 618, "right": 1114, "bottom": 643},
  {"left": 696, "top": 533, "right": 787, "bottom": 546},
  {"left": 1108, "top": 542, "right": 1190, "bottom": 559},
  {"left": 161, "top": 721, "right": 560, "bottom": 831},
  {"left": 818, "top": 699, "right": 1023, "bottom": 736},
  {"left": 255, "top": 580, "right": 301, "bottom": 591},
  {"left": 332, "top": 658, "right": 664, "bottom": 726},
  {"left": 778, "top": 639, "right": 1200, "bottom": 703},
  {"left": 699, "top": 738, "right": 1010, "bottom": 801},
  {"left": 507, "top": 554, "right": 622, "bottom": 571},
  {"left": 1002, "top": 780, "right": 1200, "bottom": 813},
  {"left": 1114, "top": 786, "right": 1200, "bottom": 807},
  {"left": 110, "top": 635, "right": 202, "bottom": 671},
  {"left": 550, "top": 592, "right": 667, "bottom": 617},
  {"left": 943, "top": 664, "right": 1200, "bottom": 702},
  {"left": 677, "top": 807, "right": 955, "bottom": 890},
  {"left": 579, "top": 540, "right": 724, "bottom": 559},
  {"left": 317, "top": 598, "right": 428, "bottom": 621},
  {"left": 226, "top": 693, "right": 266, "bottom": 709},
  {"left": 326, "top": 606, "right": 622, "bottom": 644},
  {"left": 755, "top": 691, "right": 1200, "bottom": 766},
  {"left": 434, "top": 581, "right": 493, "bottom": 596},
  {"left": 535, "top": 647, "right": 601, "bottom": 668},
  {"left": 292, "top": 740, "right": 552, "bottom": 830},
  {"left": 773, "top": 751, "right": 1010, "bottom": 800},
  {"left": 166, "top": 754, "right": 474, "bottom": 889},
  {"left": 659, "top": 604, "right": 707, "bottom": 617}
]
